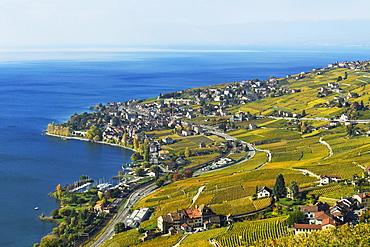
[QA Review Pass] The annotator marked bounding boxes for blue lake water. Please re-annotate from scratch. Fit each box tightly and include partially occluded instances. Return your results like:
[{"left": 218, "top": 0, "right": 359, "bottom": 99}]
[{"left": 0, "top": 46, "right": 369, "bottom": 246}]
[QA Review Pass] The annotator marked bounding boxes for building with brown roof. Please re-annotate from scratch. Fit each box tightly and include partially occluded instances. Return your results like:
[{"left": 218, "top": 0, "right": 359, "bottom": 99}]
[
  {"left": 353, "top": 193, "right": 370, "bottom": 208},
  {"left": 299, "top": 205, "right": 319, "bottom": 222},
  {"left": 157, "top": 205, "right": 222, "bottom": 233},
  {"left": 311, "top": 211, "right": 333, "bottom": 225}
]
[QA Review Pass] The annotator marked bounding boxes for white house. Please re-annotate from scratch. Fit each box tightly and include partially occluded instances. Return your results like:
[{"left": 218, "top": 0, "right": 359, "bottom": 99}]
[
  {"left": 257, "top": 186, "right": 272, "bottom": 198},
  {"left": 299, "top": 205, "right": 319, "bottom": 221},
  {"left": 320, "top": 175, "right": 341, "bottom": 185}
]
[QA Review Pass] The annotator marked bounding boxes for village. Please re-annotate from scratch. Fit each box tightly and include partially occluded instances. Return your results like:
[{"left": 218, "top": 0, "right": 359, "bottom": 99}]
[{"left": 43, "top": 60, "right": 370, "bottom": 246}]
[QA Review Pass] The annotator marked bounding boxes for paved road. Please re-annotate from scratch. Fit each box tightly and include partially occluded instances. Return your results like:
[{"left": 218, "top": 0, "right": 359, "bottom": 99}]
[{"left": 90, "top": 184, "right": 158, "bottom": 247}]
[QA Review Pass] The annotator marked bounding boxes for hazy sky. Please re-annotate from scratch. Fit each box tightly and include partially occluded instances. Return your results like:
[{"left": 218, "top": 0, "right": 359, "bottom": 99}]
[{"left": 1, "top": 0, "right": 370, "bottom": 49}]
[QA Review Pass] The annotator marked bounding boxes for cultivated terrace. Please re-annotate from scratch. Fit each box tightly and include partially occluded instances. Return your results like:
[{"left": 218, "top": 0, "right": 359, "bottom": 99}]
[{"left": 44, "top": 60, "right": 370, "bottom": 247}]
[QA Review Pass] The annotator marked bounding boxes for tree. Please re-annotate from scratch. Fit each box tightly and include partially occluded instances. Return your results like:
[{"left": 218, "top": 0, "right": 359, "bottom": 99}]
[
  {"left": 142, "top": 161, "right": 150, "bottom": 168},
  {"left": 300, "top": 121, "right": 308, "bottom": 134},
  {"left": 289, "top": 181, "right": 300, "bottom": 200},
  {"left": 122, "top": 133, "right": 128, "bottom": 145},
  {"left": 80, "top": 175, "right": 88, "bottom": 181},
  {"left": 184, "top": 147, "right": 191, "bottom": 158},
  {"left": 135, "top": 168, "right": 145, "bottom": 177},
  {"left": 114, "top": 222, "right": 126, "bottom": 234},
  {"left": 183, "top": 170, "right": 193, "bottom": 179},
  {"left": 150, "top": 165, "right": 160, "bottom": 179},
  {"left": 273, "top": 174, "right": 287, "bottom": 199},
  {"left": 55, "top": 184, "right": 62, "bottom": 198},
  {"left": 173, "top": 173, "right": 181, "bottom": 181},
  {"left": 85, "top": 126, "right": 102, "bottom": 140},
  {"left": 111, "top": 117, "right": 120, "bottom": 126},
  {"left": 133, "top": 134, "right": 140, "bottom": 150},
  {"left": 155, "top": 179, "right": 165, "bottom": 187},
  {"left": 40, "top": 235, "right": 59, "bottom": 247},
  {"left": 51, "top": 209, "right": 60, "bottom": 219},
  {"left": 93, "top": 135, "right": 101, "bottom": 141},
  {"left": 286, "top": 210, "right": 304, "bottom": 227},
  {"left": 130, "top": 152, "right": 141, "bottom": 161},
  {"left": 143, "top": 145, "right": 150, "bottom": 162}
]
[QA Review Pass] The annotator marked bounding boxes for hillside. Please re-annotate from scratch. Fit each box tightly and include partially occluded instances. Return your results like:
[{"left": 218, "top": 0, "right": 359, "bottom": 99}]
[
  {"left": 45, "top": 61, "right": 370, "bottom": 246},
  {"left": 103, "top": 61, "right": 370, "bottom": 246}
]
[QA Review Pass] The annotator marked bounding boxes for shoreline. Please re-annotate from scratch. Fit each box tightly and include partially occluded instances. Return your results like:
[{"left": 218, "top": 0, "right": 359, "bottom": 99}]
[
  {"left": 38, "top": 216, "right": 60, "bottom": 225},
  {"left": 44, "top": 132, "right": 136, "bottom": 152}
]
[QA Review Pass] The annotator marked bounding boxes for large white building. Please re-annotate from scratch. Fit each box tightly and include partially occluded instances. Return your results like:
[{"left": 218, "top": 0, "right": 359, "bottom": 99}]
[{"left": 125, "top": 207, "right": 150, "bottom": 228}]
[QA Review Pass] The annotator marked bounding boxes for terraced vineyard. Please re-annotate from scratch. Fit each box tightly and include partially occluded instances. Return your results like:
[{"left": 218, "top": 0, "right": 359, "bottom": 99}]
[
  {"left": 181, "top": 228, "right": 226, "bottom": 247},
  {"left": 210, "top": 197, "right": 270, "bottom": 215},
  {"left": 305, "top": 184, "right": 342, "bottom": 196},
  {"left": 320, "top": 185, "right": 357, "bottom": 199},
  {"left": 213, "top": 217, "right": 290, "bottom": 247},
  {"left": 103, "top": 229, "right": 140, "bottom": 247},
  {"left": 127, "top": 65, "right": 370, "bottom": 247}
]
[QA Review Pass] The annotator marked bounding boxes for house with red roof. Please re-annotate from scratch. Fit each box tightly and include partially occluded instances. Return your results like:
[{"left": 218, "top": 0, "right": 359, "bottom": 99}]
[
  {"left": 157, "top": 205, "right": 222, "bottom": 233},
  {"left": 299, "top": 205, "right": 319, "bottom": 222},
  {"left": 353, "top": 193, "right": 370, "bottom": 208}
]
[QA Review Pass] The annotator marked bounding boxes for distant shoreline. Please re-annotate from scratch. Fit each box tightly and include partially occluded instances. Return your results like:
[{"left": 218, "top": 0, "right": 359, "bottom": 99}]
[{"left": 44, "top": 132, "right": 136, "bottom": 152}]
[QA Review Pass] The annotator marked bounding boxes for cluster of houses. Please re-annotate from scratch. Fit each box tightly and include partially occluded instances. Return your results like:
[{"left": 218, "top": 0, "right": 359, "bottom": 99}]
[
  {"left": 157, "top": 205, "right": 224, "bottom": 234},
  {"left": 327, "top": 61, "right": 369, "bottom": 70},
  {"left": 294, "top": 197, "right": 360, "bottom": 235}
]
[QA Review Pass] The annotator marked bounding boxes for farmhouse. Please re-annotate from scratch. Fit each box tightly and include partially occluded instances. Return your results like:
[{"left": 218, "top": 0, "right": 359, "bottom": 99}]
[
  {"left": 257, "top": 186, "right": 272, "bottom": 198},
  {"left": 320, "top": 175, "right": 341, "bottom": 185},
  {"left": 353, "top": 193, "right": 370, "bottom": 208},
  {"left": 157, "top": 205, "right": 222, "bottom": 233},
  {"left": 299, "top": 205, "right": 319, "bottom": 221},
  {"left": 294, "top": 218, "right": 337, "bottom": 235}
]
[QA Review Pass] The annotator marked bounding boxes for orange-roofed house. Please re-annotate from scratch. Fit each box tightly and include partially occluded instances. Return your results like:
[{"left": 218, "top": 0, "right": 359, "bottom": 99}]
[
  {"left": 311, "top": 211, "right": 333, "bottom": 225},
  {"left": 353, "top": 193, "right": 370, "bottom": 208},
  {"left": 294, "top": 223, "right": 322, "bottom": 235},
  {"left": 157, "top": 205, "right": 222, "bottom": 233},
  {"left": 321, "top": 217, "right": 337, "bottom": 230},
  {"left": 299, "top": 205, "right": 319, "bottom": 222}
]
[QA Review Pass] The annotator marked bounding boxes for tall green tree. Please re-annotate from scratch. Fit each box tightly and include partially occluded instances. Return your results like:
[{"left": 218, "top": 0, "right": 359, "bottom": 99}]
[
  {"left": 135, "top": 168, "right": 145, "bottom": 177},
  {"left": 289, "top": 181, "right": 300, "bottom": 200},
  {"left": 273, "top": 173, "right": 287, "bottom": 199},
  {"left": 286, "top": 210, "right": 304, "bottom": 227}
]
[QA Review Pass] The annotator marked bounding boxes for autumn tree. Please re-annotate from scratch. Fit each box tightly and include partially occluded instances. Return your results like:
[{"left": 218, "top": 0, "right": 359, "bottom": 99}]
[
  {"left": 173, "top": 173, "right": 181, "bottom": 181},
  {"left": 122, "top": 133, "right": 128, "bottom": 145},
  {"left": 183, "top": 170, "right": 193, "bottom": 179},
  {"left": 55, "top": 184, "right": 62, "bottom": 198},
  {"left": 85, "top": 126, "right": 102, "bottom": 140},
  {"left": 40, "top": 235, "right": 59, "bottom": 247},
  {"left": 133, "top": 134, "right": 140, "bottom": 150},
  {"left": 184, "top": 147, "right": 191, "bottom": 158}
]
